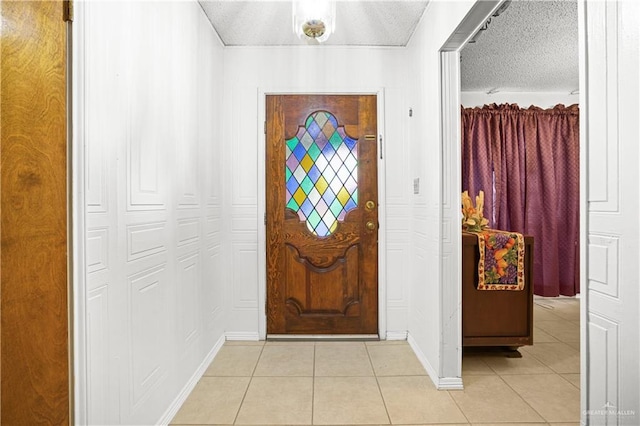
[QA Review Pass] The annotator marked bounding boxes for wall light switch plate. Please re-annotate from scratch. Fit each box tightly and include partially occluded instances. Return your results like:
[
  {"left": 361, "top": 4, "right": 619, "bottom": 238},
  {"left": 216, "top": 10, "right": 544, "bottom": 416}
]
[{"left": 413, "top": 178, "right": 420, "bottom": 194}]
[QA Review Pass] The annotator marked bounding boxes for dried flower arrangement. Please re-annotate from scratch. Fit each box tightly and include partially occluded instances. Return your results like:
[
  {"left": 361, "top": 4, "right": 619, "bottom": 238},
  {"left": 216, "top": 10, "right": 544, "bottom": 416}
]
[{"left": 461, "top": 190, "right": 489, "bottom": 232}]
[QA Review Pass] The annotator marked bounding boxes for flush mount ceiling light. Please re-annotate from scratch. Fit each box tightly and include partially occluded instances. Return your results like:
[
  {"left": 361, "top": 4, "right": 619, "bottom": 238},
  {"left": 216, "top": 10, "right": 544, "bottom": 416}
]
[{"left": 292, "top": 0, "right": 336, "bottom": 44}]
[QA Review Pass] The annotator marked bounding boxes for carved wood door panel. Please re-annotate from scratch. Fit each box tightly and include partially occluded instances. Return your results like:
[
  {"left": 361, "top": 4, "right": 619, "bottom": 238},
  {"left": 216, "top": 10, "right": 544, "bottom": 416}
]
[{"left": 266, "top": 95, "right": 378, "bottom": 334}]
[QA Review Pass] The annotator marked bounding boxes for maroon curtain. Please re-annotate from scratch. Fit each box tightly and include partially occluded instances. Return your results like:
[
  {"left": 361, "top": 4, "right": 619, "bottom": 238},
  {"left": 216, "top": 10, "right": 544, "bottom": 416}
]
[{"left": 462, "top": 104, "right": 580, "bottom": 297}]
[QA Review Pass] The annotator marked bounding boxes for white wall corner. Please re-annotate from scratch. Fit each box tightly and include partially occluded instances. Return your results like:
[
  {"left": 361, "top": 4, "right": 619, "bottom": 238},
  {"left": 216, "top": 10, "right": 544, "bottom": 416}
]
[
  {"left": 225, "top": 331, "right": 261, "bottom": 341},
  {"left": 385, "top": 330, "right": 408, "bottom": 340},
  {"left": 439, "top": 49, "right": 463, "bottom": 381},
  {"left": 408, "top": 332, "right": 463, "bottom": 390},
  {"left": 157, "top": 334, "right": 225, "bottom": 425}
]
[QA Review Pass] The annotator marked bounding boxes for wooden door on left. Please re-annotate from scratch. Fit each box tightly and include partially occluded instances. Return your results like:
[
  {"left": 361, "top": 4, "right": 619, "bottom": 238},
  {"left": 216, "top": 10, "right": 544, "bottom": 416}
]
[{"left": 1, "top": 1, "right": 70, "bottom": 423}]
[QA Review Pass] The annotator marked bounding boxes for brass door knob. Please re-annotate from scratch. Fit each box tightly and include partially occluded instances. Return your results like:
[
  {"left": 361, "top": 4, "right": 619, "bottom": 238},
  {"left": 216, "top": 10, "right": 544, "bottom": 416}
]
[{"left": 366, "top": 221, "right": 377, "bottom": 231}]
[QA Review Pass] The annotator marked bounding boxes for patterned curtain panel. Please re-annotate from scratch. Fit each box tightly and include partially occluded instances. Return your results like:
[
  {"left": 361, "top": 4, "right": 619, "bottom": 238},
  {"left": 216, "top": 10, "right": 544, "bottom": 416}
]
[{"left": 461, "top": 103, "right": 580, "bottom": 297}]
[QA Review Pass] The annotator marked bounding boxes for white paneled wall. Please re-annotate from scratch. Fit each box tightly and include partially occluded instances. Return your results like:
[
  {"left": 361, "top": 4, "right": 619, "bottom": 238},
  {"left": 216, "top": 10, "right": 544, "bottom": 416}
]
[
  {"left": 581, "top": 0, "right": 640, "bottom": 423},
  {"left": 222, "top": 47, "right": 412, "bottom": 338},
  {"left": 78, "top": 1, "right": 225, "bottom": 424},
  {"left": 70, "top": 0, "right": 640, "bottom": 422}
]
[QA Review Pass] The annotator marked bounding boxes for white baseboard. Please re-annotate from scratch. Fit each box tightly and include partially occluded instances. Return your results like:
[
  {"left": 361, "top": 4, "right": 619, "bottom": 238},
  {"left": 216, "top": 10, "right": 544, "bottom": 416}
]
[
  {"left": 437, "top": 376, "right": 464, "bottom": 390},
  {"left": 385, "top": 330, "right": 408, "bottom": 340},
  {"left": 225, "top": 331, "right": 260, "bottom": 341},
  {"left": 157, "top": 334, "right": 225, "bottom": 425},
  {"left": 407, "top": 333, "right": 464, "bottom": 390},
  {"left": 407, "top": 333, "right": 439, "bottom": 384},
  {"left": 267, "top": 334, "right": 378, "bottom": 340}
]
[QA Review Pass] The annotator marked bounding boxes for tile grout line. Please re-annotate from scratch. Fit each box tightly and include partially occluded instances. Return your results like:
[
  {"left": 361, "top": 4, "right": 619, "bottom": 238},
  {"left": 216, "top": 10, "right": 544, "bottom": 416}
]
[
  {"left": 446, "top": 388, "right": 471, "bottom": 425},
  {"left": 521, "top": 341, "right": 579, "bottom": 375},
  {"left": 495, "top": 372, "right": 551, "bottom": 423},
  {"left": 365, "top": 343, "right": 393, "bottom": 425},
  {"left": 475, "top": 349, "right": 555, "bottom": 376},
  {"left": 232, "top": 342, "right": 266, "bottom": 425},
  {"left": 311, "top": 343, "right": 316, "bottom": 425},
  {"left": 498, "top": 301, "right": 581, "bottom": 424},
  {"left": 557, "top": 371, "right": 581, "bottom": 391}
]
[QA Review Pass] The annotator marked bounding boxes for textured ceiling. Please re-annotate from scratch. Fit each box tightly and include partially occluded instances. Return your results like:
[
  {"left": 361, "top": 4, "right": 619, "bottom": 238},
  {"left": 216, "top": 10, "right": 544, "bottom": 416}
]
[
  {"left": 198, "top": 1, "right": 429, "bottom": 46},
  {"left": 461, "top": 0, "right": 579, "bottom": 92}
]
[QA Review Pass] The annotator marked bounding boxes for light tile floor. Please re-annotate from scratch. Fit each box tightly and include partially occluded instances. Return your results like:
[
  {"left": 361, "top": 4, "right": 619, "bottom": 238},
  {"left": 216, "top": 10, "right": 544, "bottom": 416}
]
[{"left": 172, "top": 297, "right": 580, "bottom": 425}]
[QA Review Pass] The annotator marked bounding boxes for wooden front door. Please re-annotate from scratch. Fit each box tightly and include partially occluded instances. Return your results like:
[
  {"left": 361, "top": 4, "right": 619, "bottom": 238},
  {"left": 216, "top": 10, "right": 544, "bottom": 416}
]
[
  {"left": 1, "top": 0, "right": 70, "bottom": 423},
  {"left": 266, "top": 95, "right": 378, "bottom": 335}
]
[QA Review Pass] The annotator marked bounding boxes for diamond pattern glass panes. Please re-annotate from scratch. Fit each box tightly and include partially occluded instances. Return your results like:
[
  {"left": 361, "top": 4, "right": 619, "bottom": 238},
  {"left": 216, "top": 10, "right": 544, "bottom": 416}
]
[{"left": 285, "top": 111, "right": 358, "bottom": 237}]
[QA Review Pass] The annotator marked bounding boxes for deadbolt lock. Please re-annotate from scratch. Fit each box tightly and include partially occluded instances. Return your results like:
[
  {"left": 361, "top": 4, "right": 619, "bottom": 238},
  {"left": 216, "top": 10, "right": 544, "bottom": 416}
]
[{"left": 365, "top": 200, "right": 376, "bottom": 211}]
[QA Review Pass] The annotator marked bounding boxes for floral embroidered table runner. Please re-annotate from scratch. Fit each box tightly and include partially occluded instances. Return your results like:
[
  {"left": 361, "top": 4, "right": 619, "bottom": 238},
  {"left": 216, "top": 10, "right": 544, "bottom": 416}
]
[{"left": 467, "top": 229, "right": 525, "bottom": 290}]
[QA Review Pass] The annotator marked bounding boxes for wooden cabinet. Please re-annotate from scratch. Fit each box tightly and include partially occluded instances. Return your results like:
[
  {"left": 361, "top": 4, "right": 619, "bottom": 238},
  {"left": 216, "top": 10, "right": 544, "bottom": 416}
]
[{"left": 462, "top": 232, "right": 534, "bottom": 347}]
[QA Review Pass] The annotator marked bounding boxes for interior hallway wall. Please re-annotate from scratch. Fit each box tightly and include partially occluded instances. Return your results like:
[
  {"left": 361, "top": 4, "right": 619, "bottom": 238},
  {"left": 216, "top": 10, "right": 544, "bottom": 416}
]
[
  {"left": 78, "top": 2, "right": 225, "bottom": 424},
  {"left": 222, "top": 47, "right": 412, "bottom": 337},
  {"left": 404, "top": 0, "right": 476, "bottom": 384}
]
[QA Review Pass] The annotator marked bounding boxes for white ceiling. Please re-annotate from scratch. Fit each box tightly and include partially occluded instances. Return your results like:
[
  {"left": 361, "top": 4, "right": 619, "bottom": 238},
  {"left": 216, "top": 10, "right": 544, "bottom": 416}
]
[
  {"left": 199, "top": 1, "right": 429, "bottom": 46},
  {"left": 199, "top": 0, "right": 579, "bottom": 92}
]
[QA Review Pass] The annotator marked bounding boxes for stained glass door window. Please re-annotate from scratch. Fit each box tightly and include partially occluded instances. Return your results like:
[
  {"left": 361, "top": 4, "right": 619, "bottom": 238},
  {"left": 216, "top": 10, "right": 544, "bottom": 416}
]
[{"left": 285, "top": 111, "right": 358, "bottom": 237}]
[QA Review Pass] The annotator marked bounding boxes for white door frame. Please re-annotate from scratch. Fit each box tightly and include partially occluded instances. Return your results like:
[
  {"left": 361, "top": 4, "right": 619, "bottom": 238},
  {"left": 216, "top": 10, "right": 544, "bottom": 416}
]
[
  {"left": 438, "top": 0, "right": 502, "bottom": 387},
  {"left": 257, "top": 88, "right": 388, "bottom": 340},
  {"left": 438, "top": 1, "right": 587, "bottom": 411},
  {"left": 71, "top": 0, "right": 88, "bottom": 421}
]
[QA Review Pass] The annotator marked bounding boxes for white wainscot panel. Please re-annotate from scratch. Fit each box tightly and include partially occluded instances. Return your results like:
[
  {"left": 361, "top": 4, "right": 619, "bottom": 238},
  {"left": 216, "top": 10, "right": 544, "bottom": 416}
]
[
  {"left": 172, "top": 3, "right": 198, "bottom": 210},
  {"left": 412, "top": 217, "right": 436, "bottom": 242},
  {"left": 87, "top": 227, "right": 109, "bottom": 274},
  {"left": 232, "top": 216, "right": 258, "bottom": 232},
  {"left": 232, "top": 206, "right": 258, "bottom": 233},
  {"left": 387, "top": 244, "right": 408, "bottom": 306},
  {"left": 128, "top": 264, "right": 168, "bottom": 408},
  {"left": 206, "top": 143, "right": 221, "bottom": 206},
  {"left": 588, "top": 234, "right": 619, "bottom": 298},
  {"left": 441, "top": 217, "right": 452, "bottom": 244},
  {"left": 205, "top": 215, "right": 221, "bottom": 240},
  {"left": 86, "top": 132, "right": 108, "bottom": 213},
  {"left": 384, "top": 93, "right": 409, "bottom": 205},
  {"left": 411, "top": 205, "right": 430, "bottom": 221},
  {"left": 231, "top": 87, "right": 258, "bottom": 206},
  {"left": 87, "top": 284, "right": 110, "bottom": 426},
  {"left": 127, "top": 222, "right": 167, "bottom": 262},
  {"left": 588, "top": 313, "right": 619, "bottom": 424},
  {"left": 177, "top": 122, "right": 199, "bottom": 207},
  {"left": 232, "top": 242, "right": 258, "bottom": 309},
  {"left": 386, "top": 228, "right": 409, "bottom": 247},
  {"left": 178, "top": 253, "right": 200, "bottom": 344},
  {"left": 386, "top": 206, "right": 410, "bottom": 233},
  {"left": 386, "top": 307, "right": 408, "bottom": 333},
  {"left": 411, "top": 246, "right": 429, "bottom": 315},
  {"left": 204, "top": 245, "right": 223, "bottom": 319},
  {"left": 127, "top": 93, "right": 166, "bottom": 210},
  {"left": 586, "top": 0, "right": 619, "bottom": 212},
  {"left": 126, "top": 1, "right": 173, "bottom": 213},
  {"left": 177, "top": 218, "right": 200, "bottom": 247}
]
